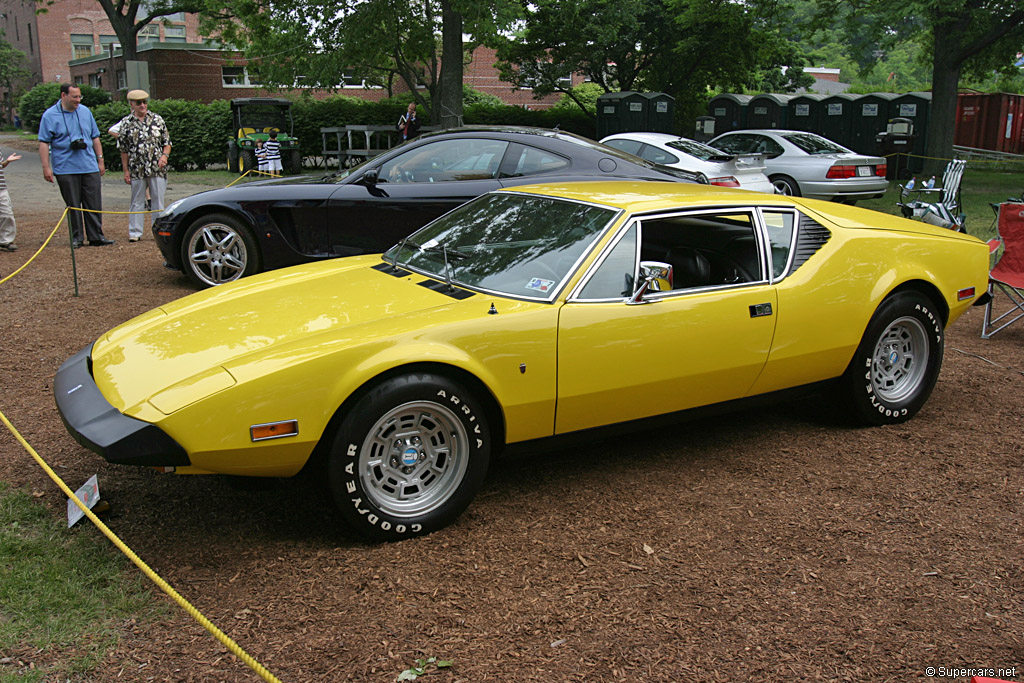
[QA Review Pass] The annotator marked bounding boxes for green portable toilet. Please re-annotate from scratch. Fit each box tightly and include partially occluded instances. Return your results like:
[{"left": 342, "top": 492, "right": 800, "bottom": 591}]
[
  {"left": 890, "top": 91, "right": 932, "bottom": 174},
  {"left": 596, "top": 91, "right": 648, "bottom": 137},
  {"left": 707, "top": 94, "right": 753, "bottom": 133},
  {"left": 789, "top": 94, "right": 825, "bottom": 133},
  {"left": 746, "top": 94, "right": 796, "bottom": 129},
  {"left": 642, "top": 92, "right": 675, "bottom": 133},
  {"left": 820, "top": 93, "right": 860, "bottom": 148},
  {"left": 850, "top": 92, "right": 898, "bottom": 154}
]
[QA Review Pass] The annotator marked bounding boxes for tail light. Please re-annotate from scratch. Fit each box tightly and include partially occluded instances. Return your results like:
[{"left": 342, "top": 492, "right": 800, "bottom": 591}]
[
  {"left": 710, "top": 176, "right": 741, "bottom": 187},
  {"left": 875, "top": 164, "right": 887, "bottom": 177},
  {"left": 826, "top": 165, "right": 856, "bottom": 179}
]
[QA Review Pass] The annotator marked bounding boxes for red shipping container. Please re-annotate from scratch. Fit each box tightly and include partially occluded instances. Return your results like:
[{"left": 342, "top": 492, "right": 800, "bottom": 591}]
[{"left": 955, "top": 92, "right": 1024, "bottom": 155}]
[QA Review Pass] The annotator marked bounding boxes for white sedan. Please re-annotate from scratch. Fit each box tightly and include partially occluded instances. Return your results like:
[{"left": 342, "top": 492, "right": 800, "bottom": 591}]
[
  {"left": 601, "top": 132, "right": 773, "bottom": 193},
  {"left": 708, "top": 129, "right": 888, "bottom": 204}
]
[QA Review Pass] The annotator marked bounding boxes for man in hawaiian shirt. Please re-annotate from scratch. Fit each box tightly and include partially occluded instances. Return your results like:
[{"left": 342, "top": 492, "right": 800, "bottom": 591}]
[{"left": 116, "top": 90, "right": 171, "bottom": 242}]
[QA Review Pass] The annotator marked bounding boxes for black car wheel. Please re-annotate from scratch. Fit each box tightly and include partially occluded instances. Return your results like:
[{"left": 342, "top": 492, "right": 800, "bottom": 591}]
[
  {"left": 181, "top": 213, "right": 261, "bottom": 288},
  {"left": 839, "top": 291, "right": 944, "bottom": 425},
  {"left": 770, "top": 175, "right": 800, "bottom": 196},
  {"left": 327, "top": 372, "right": 491, "bottom": 541}
]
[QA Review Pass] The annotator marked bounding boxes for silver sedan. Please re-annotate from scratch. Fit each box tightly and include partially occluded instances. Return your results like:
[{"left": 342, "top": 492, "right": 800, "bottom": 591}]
[{"left": 708, "top": 129, "right": 888, "bottom": 203}]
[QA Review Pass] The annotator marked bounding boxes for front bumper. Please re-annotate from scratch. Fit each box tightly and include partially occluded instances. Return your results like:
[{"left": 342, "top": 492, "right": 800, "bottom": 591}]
[{"left": 54, "top": 344, "right": 191, "bottom": 467}]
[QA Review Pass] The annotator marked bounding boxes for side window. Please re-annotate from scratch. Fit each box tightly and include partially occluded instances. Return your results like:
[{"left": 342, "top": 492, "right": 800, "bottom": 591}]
[
  {"left": 711, "top": 135, "right": 755, "bottom": 154},
  {"left": 762, "top": 210, "right": 795, "bottom": 279},
  {"left": 638, "top": 144, "right": 679, "bottom": 165},
  {"left": 604, "top": 139, "right": 642, "bottom": 156},
  {"left": 378, "top": 139, "right": 508, "bottom": 183},
  {"left": 578, "top": 225, "right": 637, "bottom": 300},
  {"left": 762, "top": 137, "right": 785, "bottom": 156},
  {"left": 638, "top": 211, "right": 762, "bottom": 290},
  {"left": 501, "top": 144, "right": 570, "bottom": 177}
]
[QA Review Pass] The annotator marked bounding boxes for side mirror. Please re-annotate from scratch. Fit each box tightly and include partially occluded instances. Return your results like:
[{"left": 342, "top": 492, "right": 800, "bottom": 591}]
[
  {"left": 627, "top": 261, "right": 673, "bottom": 305},
  {"left": 362, "top": 168, "right": 379, "bottom": 185}
]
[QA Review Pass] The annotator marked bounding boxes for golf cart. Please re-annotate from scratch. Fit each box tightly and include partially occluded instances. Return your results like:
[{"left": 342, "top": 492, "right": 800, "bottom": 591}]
[{"left": 226, "top": 98, "right": 303, "bottom": 174}]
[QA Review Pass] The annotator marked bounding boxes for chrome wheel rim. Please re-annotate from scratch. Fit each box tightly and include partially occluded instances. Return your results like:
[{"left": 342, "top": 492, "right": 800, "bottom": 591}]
[
  {"left": 187, "top": 223, "right": 248, "bottom": 286},
  {"left": 870, "top": 316, "right": 929, "bottom": 403},
  {"left": 359, "top": 400, "right": 469, "bottom": 518},
  {"left": 772, "top": 179, "right": 793, "bottom": 195}
]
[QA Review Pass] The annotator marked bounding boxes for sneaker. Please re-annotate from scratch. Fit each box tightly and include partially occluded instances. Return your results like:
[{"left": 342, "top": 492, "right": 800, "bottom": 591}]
[
  {"left": 0, "top": 242, "right": 16, "bottom": 252},
  {"left": 129, "top": 237, "right": 141, "bottom": 243}
]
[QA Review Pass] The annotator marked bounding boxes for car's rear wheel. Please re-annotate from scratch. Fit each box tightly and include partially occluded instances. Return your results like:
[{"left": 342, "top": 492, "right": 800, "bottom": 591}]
[
  {"left": 327, "top": 373, "right": 491, "bottom": 541},
  {"left": 180, "top": 213, "right": 261, "bottom": 288},
  {"left": 770, "top": 175, "right": 800, "bottom": 196},
  {"left": 838, "top": 291, "right": 944, "bottom": 425}
]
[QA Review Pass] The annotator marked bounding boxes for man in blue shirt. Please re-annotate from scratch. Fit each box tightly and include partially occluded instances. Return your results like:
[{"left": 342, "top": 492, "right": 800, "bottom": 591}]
[{"left": 37, "top": 83, "right": 113, "bottom": 247}]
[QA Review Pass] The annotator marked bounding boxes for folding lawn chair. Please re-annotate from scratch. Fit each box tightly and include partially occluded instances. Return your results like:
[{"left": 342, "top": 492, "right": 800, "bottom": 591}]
[
  {"left": 981, "top": 202, "right": 1024, "bottom": 339},
  {"left": 898, "top": 158, "right": 967, "bottom": 231}
]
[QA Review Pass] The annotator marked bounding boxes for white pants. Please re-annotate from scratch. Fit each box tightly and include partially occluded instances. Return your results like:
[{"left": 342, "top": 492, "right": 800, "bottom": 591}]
[
  {"left": 0, "top": 189, "right": 15, "bottom": 246},
  {"left": 129, "top": 176, "right": 166, "bottom": 240}
]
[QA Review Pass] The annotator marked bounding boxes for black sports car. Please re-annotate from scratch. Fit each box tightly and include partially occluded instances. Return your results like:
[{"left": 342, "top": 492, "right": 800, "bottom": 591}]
[{"left": 153, "top": 126, "right": 704, "bottom": 287}]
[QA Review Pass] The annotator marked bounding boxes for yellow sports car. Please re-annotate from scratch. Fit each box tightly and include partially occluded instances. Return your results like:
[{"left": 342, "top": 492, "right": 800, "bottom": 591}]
[{"left": 55, "top": 181, "right": 990, "bottom": 540}]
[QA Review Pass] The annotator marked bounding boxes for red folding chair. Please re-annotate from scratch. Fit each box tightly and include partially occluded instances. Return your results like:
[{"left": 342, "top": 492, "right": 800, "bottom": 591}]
[{"left": 982, "top": 202, "right": 1024, "bottom": 338}]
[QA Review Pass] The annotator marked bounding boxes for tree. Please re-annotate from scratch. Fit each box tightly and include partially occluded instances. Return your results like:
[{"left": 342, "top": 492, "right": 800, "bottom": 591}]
[
  {"left": 35, "top": 0, "right": 231, "bottom": 62},
  {"left": 0, "top": 34, "right": 32, "bottom": 124},
  {"left": 492, "top": 0, "right": 810, "bottom": 123},
  {"left": 812, "top": 0, "right": 1024, "bottom": 175},
  {"left": 211, "top": 0, "right": 521, "bottom": 127}
]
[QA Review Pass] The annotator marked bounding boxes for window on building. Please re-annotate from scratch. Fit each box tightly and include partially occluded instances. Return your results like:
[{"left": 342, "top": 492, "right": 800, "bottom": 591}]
[
  {"left": 74, "top": 76, "right": 84, "bottom": 85},
  {"left": 71, "top": 34, "right": 94, "bottom": 60},
  {"left": 222, "top": 67, "right": 260, "bottom": 87},
  {"left": 163, "top": 25, "right": 186, "bottom": 42},
  {"left": 117, "top": 70, "right": 127, "bottom": 89},
  {"left": 99, "top": 35, "right": 119, "bottom": 55},
  {"left": 27, "top": 24, "right": 33, "bottom": 54},
  {"left": 89, "top": 73, "right": 102, "bottom": 88},
  {"left": 138, "top": 24, "right": 159, "bottom": 43}
]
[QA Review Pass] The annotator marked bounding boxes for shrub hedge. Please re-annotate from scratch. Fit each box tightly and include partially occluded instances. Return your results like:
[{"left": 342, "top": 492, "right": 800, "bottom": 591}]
[{"left": 21, "top": 84, "right": 598, "bottom": 172}]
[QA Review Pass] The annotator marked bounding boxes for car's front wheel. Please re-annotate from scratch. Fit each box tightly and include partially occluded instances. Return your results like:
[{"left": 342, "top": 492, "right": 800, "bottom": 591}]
[
  {"left": 327, "top": 373, "right": 491, "bottom": 541},
  {"left": 180, "top": 213, "right": 261, "bottom": 288},
  {"left": 838, "top": 291, "right": 944, "bottom": 425},
  {"left": 770, "top": 175, "right": 800, "bottom": 196}
]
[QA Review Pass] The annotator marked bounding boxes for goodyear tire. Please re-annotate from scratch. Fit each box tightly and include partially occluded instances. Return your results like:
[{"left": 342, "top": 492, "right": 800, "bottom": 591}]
[
  {"left": 240, "top": 149, "right": 257, "bottom": 175},
  {"left": 839, "top": 291, "right": 944, "bottom": 425},
  {"left": 328, "top": 373, "right": 491, "bottom": 541},
  {"left": 227, "top": 141, "right": 239, "bottom": 173}
]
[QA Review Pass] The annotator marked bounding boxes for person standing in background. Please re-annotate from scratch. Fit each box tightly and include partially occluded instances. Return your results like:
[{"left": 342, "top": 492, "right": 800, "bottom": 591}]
[
  {"left": 264, "top": 131, "right": 282, "bottom": 176},
  {"left": 116, "top": 90, "right": 171, "bottom": 243},
  {"left": 0, "top": 149, "right": 22, "bottom": 252},
  {"left": 397, "top": 102, "right": 421, "bottom": 141},
  {"left": 37, "top": 83, "right": 112, "bottom": 248}
]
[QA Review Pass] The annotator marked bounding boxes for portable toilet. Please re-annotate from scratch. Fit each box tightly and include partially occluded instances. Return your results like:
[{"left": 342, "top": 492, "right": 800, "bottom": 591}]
[
  {"left": 694, "top": 115, "right": 716, "bottom": 142},
  {"left": 890, "top": 91, "right": 932, "bottom": 173},
  {"left": 642, "top": 92, "right": 675, "bottom": 134},
  {"left": 596, "top": 92, "right": 649, "bottom": 137},
  {"left": 707, "top": 94, "right": 753, "bottom": 134},
  {"left": 850, "top": 92, "right": 898, "bottom": 154},
  {"left": 746, "top": 94, "right": 796, "bottom": 129},
  {"left": 789, "top": 94, "right": 826, "bottom": 133},
  {"left": 820, "top": 93, "right": 860, "bottom": 148}
]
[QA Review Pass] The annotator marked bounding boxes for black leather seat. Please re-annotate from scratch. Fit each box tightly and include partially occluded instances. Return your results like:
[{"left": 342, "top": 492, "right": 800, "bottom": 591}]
[{"left": 665, "top": 247, "right": 711, "bottom": 289}]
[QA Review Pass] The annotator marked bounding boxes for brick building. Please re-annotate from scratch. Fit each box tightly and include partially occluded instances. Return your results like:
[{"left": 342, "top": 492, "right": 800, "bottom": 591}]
[{"left": 1, "top": 0, "right": 575, "bottom": 110}]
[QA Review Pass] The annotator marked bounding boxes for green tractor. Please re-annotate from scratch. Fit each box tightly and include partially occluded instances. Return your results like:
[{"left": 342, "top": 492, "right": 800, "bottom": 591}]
[{"left": 226, "top": 97, "right": 303, "bottom": 175}]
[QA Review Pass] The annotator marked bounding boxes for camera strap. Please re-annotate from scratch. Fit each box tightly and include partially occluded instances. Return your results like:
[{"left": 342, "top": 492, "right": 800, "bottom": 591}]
[{"left": 59, "top": 104, "right": 86, "bottom": 146}]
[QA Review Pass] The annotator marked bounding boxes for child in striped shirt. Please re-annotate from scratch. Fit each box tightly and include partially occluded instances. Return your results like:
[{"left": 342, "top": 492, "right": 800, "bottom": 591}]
[{"left": 264, "top": 131, "right": 282, "bottom": 176}]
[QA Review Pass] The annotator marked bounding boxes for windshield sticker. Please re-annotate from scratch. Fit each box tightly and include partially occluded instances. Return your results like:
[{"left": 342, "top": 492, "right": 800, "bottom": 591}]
[{"left": 526, "top": 277, "right": 555, "bottom": 293}]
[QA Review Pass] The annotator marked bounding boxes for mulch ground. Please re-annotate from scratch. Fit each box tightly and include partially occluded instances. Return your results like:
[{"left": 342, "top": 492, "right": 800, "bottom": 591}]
[{"left": 0, "top": 198, "right": 1022, "bottom": 682}]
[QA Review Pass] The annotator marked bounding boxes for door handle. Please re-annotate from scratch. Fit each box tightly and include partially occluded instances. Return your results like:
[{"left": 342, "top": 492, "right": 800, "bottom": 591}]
[{"left": 749, "top": 303, "right": 773, "bottom": 318}]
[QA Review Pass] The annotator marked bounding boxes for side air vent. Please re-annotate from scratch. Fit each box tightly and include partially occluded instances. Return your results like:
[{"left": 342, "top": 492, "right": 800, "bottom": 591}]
[{"left": 789, "top": 215, "right": 831, "bottom": 275}]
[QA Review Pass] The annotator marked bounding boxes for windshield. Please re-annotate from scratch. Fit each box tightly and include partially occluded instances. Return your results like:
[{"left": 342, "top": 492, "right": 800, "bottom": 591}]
[
  {"left": 780, "top": 132, "right": 849, "bottom": 155},
  {"left": 384, "top": 192, "right": 617, "bottom": 300}
]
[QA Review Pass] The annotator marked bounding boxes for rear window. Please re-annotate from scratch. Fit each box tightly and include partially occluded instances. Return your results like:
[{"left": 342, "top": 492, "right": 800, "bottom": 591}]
[{"left": 780, "top": 133, "right": 848, "bottom": 155}]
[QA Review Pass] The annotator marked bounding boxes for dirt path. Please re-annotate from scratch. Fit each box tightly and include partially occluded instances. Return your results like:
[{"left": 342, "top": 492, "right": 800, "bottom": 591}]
[{"left": 0, "top": 190, "right": 1021, "bottom": 682}]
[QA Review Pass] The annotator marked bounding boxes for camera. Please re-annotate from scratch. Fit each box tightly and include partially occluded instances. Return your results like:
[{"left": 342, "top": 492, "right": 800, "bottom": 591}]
[{"left": 70, "top": 138, "right": 87, "bottom": 150}]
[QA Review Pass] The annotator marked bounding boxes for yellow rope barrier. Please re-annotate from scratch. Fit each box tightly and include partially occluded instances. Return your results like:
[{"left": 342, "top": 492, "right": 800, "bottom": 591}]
[
  {"left": 0, "top": 408, "right": 285, "bottom": 683},
  {"left": 0, "top": 207, "right": 68, "bottom": 285}
]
